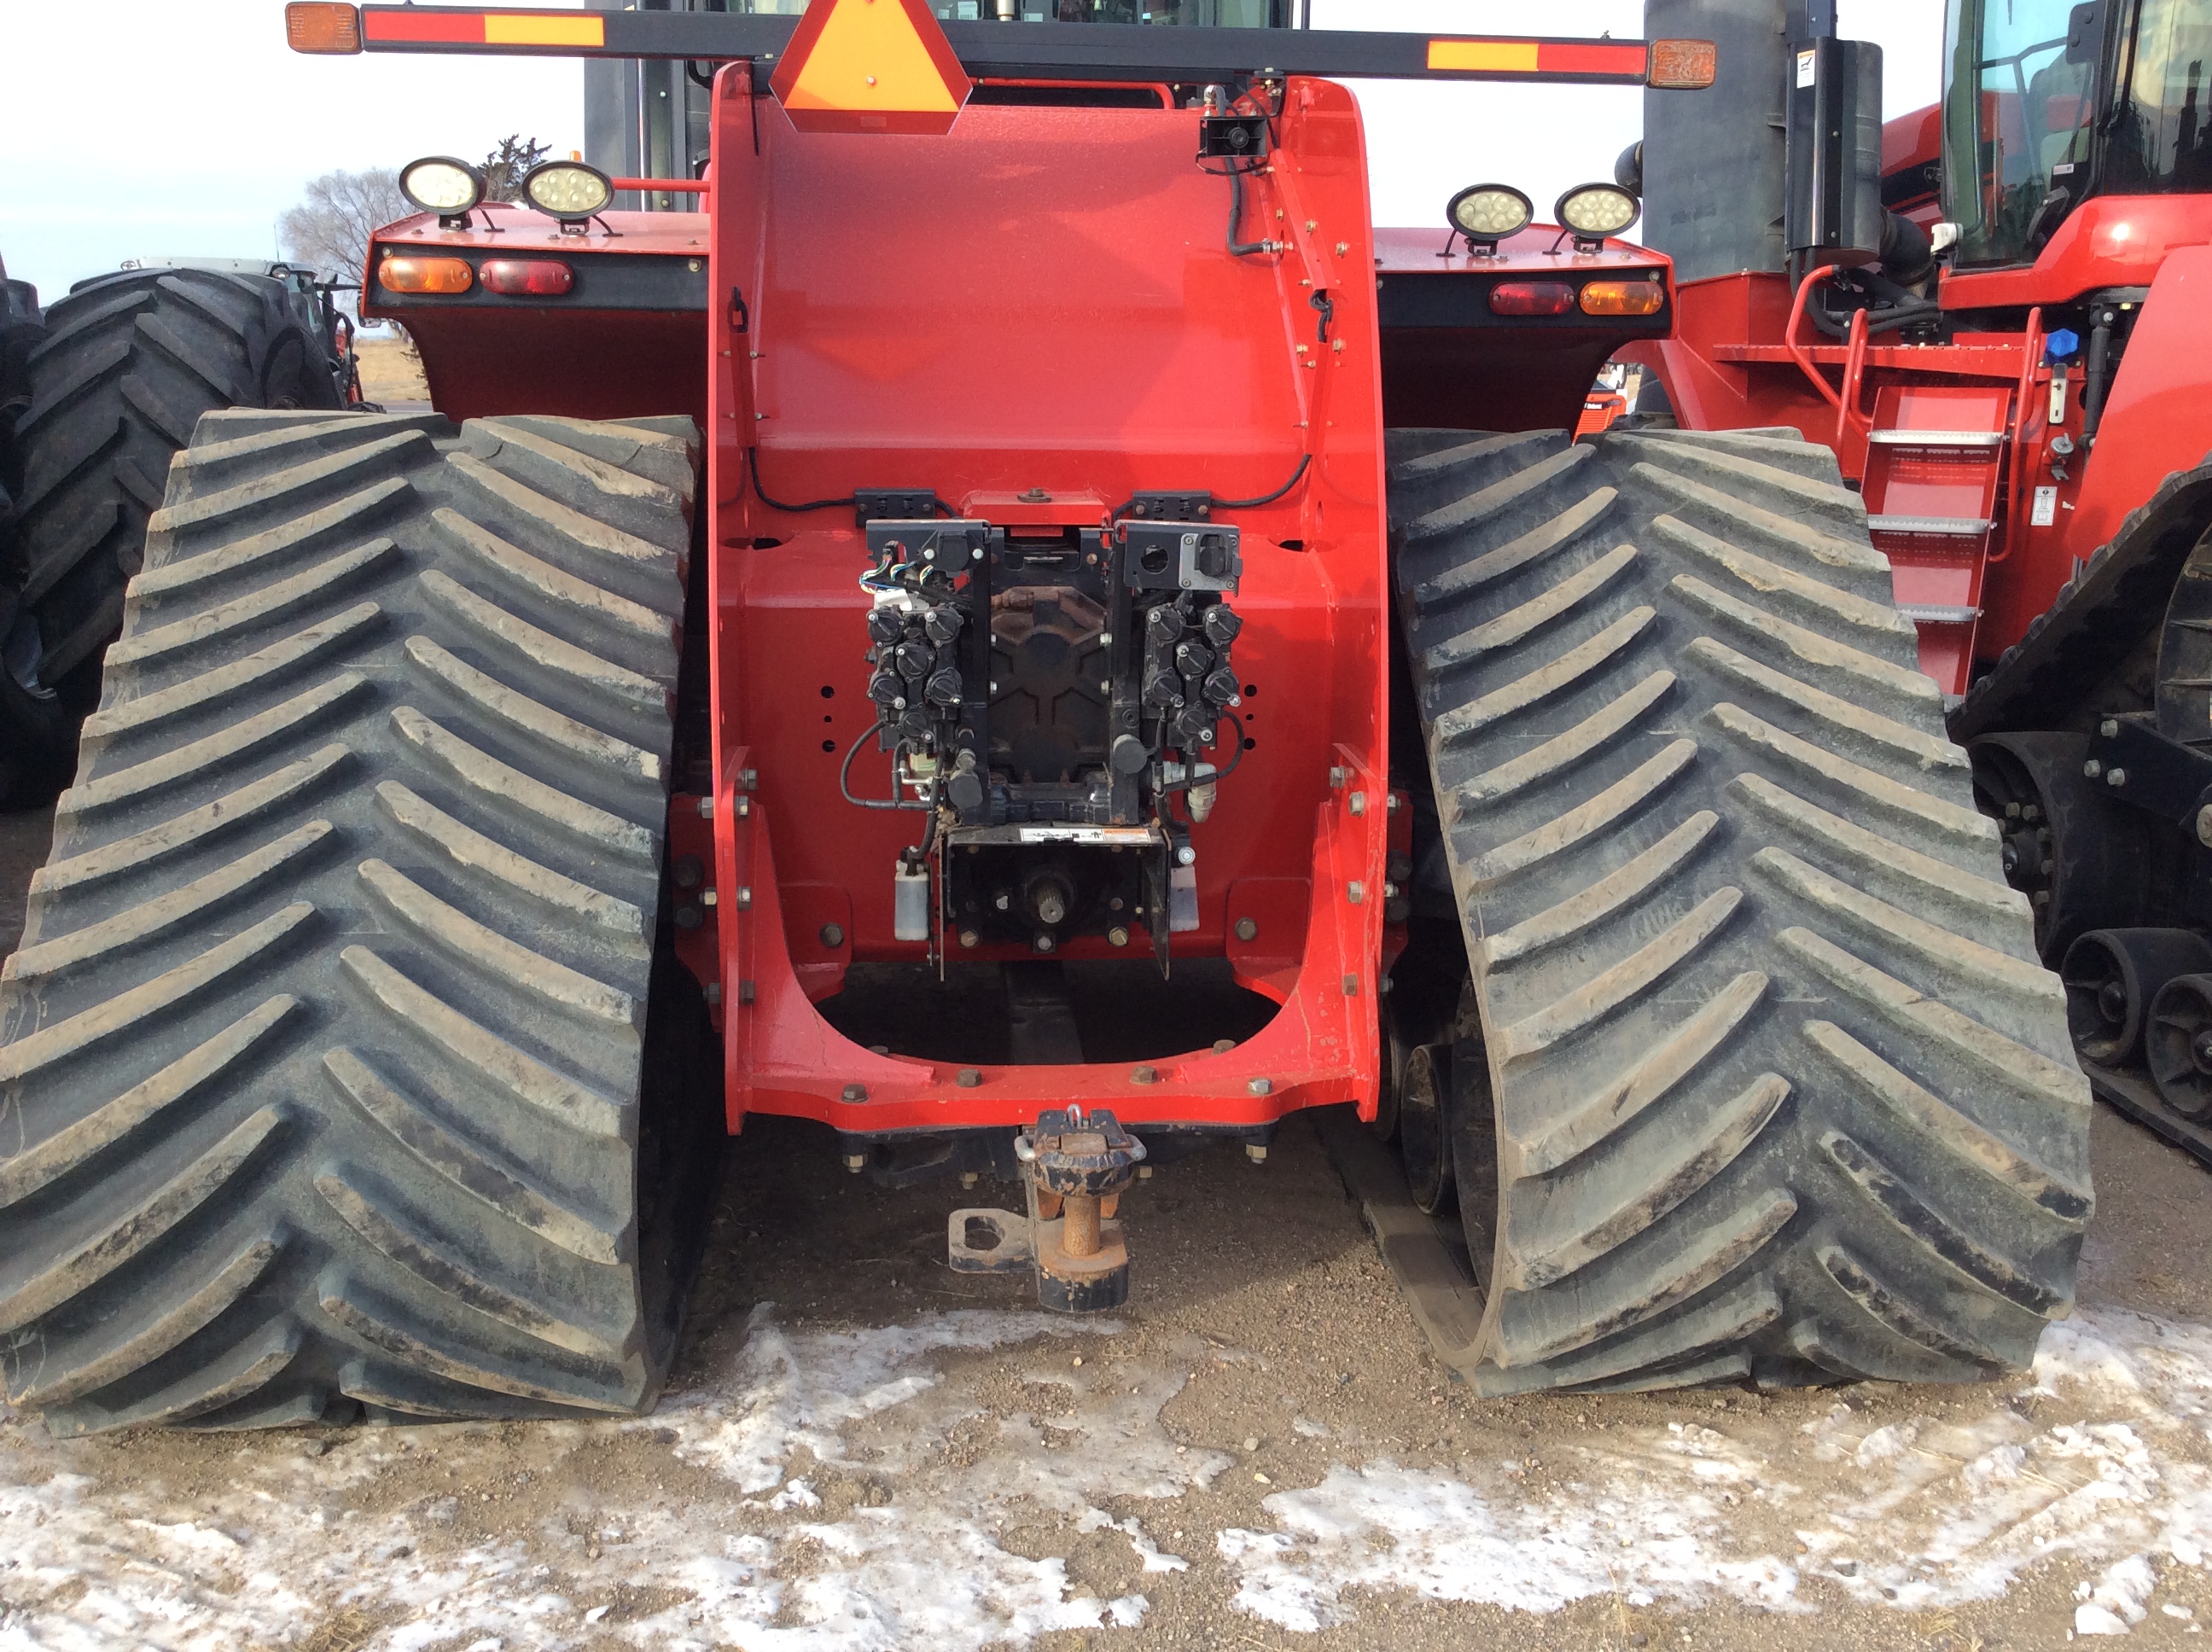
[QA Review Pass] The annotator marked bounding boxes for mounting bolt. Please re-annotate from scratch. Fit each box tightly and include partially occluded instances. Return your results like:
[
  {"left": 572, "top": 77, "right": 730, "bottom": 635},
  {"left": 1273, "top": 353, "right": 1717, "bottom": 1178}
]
[
  {"left": 738, "top": 980, "right": 755, "bottom": 1005},
  {"left": 704, "top": 982, "right": 722, "bottom": 1007},
  {"left": 959, "top": 928, "right": 981, "bottom": 949},
  {"left": 1132, "top": 1065, "right": 1159, "bottom": 1085},
  {"left": 1178, "top": 846, "right": 1197, "bottom": 866},
  {"left": 842, "top": 1084, "right": 869, "bottom": 1102},
  {"left": 1342, "top": 973, "right": 1359, "bottom": 997},
  {"left": 1329, "top": 765, "right": 1350, "bottom": 789},
  {"left": 819, "top": 922, "right": 844, "bottom": 946},
  {"left": 2197, "top": 806, "right": 2212, "bottom": 848},
  {"left": 736, "top": 795, "right": 752, "bottom": 817},
  {"left": 957, "top": 1067, "right": 982, "bottom": 1088},
  {"left": 1108, "top": 925, "right": 1131, "bottom": 947},
  {"left": 1348, "top": 790, "right": 1366, "bottom": 816},
  {"left": 2107, "top": 767, "right": 2128, "bottom": 787},
  {"left": 739, "top": 768, "right": 759, "bottom": 791},
  {"left": 1213, "top": 1038, "right": 1237, "bottom": 1053},
  {"left": 1246, "top": 1142, "right": 1270, "bottom": 1163},
  {"left": 1138, "top": 1165, "right": 1154, "bottom": 1180},
  {"left": 1234, "top": 916, "right": 1259, "bottom": 942},
  {"left": 960, "top": 1171, "right": 979, "bottom": 1190},
  {"left": 1382, "top": 881, "right": 1400, "bottom": 899},
  {"left": 843, "top": 1152, "right": 866, "bottom": 1174},
  {"left": 2083, "top": 759, "right": 2102, "bottom": 778},
  {"left": 1348, "top": 881, "right": 1366, "bottom": 905},
  {"left": 2101, "top": 718, "right": 2121, "bottom": 738},
  {"left": 1386, "top": 792, "right": 1401, "bottom": 815},
  {"left": 1248, "top": 1077, "right": 1273, "bottom": 1096},
  {"left": 697, "top": 794, "right": 715, "bottom": 818}
]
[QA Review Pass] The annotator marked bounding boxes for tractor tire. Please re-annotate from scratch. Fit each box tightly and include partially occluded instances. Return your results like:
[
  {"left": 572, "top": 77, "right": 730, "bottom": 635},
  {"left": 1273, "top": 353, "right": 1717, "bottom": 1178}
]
[
  {"left": 0, "top": 269, "right": 44, "bottom": 801},
  {"left": 0, "top": 410, "right": 723, "bottom": 1433},
  {"left": 2, "top": 267, "right": 346, "bottom": 802},
  {"left": 1388, "top": 426, "right": 2090, "bottom": 1393}
]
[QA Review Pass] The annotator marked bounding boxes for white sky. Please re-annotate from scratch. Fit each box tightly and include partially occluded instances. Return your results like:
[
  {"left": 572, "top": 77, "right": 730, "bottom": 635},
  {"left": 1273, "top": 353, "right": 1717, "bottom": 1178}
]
[{"left": 0, "top": 0, "right": 1943, "bottom": 305}]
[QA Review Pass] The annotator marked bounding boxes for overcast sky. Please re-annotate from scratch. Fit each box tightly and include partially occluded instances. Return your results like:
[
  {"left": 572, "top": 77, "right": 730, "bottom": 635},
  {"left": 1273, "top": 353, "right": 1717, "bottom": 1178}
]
[{"left": 1, "top": 0, "right": 1942, "bottom": 305}]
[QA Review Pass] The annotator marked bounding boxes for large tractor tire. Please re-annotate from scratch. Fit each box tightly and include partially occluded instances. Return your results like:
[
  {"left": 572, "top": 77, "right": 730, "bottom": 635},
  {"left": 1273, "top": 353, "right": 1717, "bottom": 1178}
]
[
  {"left": 1388, "top": 427, "right": 2090, "bottom": 1393},
  {"left": 0, "top": 410, "right": 723, "bottom": 1432},
  {"left": 2, "top": 267, "right": 346, "bottom": 802}
]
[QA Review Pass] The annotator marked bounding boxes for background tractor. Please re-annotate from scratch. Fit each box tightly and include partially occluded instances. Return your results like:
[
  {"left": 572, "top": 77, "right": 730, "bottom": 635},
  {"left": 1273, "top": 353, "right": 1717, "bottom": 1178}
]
[
  {"left": 1624, "top": 0, "right": 2212, "bottom": 1160},
  {"left": 0, "top": 254, "right": 364, "bottom": 805},
  {"left": 0, "top": 0, "right": 2090, "bottom": 1430}
]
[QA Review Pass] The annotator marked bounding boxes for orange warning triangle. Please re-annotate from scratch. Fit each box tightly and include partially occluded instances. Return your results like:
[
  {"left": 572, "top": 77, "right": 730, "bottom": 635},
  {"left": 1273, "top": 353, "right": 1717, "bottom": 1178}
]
[{"left": 770, "top": 0, "right": 973, "bottom": 135}]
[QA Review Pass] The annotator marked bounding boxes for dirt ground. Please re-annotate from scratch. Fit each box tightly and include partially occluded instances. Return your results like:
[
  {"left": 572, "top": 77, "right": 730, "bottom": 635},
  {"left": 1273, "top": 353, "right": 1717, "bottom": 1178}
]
[
  {"left": 354, "top": 334, "right": 432, "bottom": 410},
  {"left": 6, "top": 794, "right": 2212, "bottom": 1650}
]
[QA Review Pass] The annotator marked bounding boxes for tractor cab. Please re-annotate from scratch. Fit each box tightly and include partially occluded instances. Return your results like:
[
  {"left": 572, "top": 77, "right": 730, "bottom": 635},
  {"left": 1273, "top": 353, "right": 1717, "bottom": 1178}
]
[{"left": 1941, "top": 0, "right": 2212, "bottom": 270}]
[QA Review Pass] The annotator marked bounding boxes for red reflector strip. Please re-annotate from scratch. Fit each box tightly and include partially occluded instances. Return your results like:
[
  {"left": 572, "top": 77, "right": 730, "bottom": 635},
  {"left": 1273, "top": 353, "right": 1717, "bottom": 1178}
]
[
  {"left": 1538, "top": 42, "right": 1653, "bottom": 77},
  {"left": 364, "top": 9, "right": 482, "bottom": 41},
  {"left": 480, "top": 259, "right": 575, "bottom": 296},
  {"left": 1489, "top": 281, "right": 1577, "bottom": 317}
]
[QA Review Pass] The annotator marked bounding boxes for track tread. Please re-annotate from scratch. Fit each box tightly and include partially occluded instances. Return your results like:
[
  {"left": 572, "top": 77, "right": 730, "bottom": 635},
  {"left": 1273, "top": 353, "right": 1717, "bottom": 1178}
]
[
  {"left": 1, "top": 412, "right": 697, "bottom": 1429},
  {"left": 1388, "top": 425, "right": 2088, "bottom": 1393}
]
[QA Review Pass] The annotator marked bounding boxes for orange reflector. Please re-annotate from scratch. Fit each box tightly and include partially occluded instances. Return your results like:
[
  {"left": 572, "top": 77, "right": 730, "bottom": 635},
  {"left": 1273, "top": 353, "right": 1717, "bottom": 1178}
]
[
  {"left": 1648, "top": 38, "right": 1719, "bottom": 90},
  {"left": 379, "top": 256, "right": 474, "bottom": 295},
  {"left": 770, "top": 0, "right": 972, "bottom": 135},
  {"left": 285, "top": 2, "right": 362, "bottom": 54},
  {"left": 1428, "top": 39, "right": 1539, "bottom": 73},
  {"left": 1579, "top": 280, "right": 1667, "bottom": 317}
]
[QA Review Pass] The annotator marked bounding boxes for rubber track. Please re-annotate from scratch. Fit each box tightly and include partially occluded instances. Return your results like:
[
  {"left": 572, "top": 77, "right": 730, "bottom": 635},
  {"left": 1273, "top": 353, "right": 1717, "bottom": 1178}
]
[
  {"left": 0, "top": 410, "right": 696, "bottom": 1431},
  {"left": 1947, "top": 453, "right": 2212, "bottom": 743},
  {"left": 1389, "top": 427, "right": 2091, "bottom": 1393}
]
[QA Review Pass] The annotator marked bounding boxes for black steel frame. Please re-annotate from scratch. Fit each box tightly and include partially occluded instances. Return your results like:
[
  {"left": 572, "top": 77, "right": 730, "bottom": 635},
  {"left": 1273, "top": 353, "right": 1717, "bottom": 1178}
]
[{"left": 353, "top": 7, "right": 1664, "bottom": 84}]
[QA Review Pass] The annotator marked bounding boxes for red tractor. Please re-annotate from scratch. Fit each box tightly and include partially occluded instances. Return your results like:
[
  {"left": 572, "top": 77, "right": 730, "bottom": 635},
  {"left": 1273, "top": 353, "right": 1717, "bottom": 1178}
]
[
  {"left": 0, "top": 1, "right": 2089, "bottom": 1432},
  {"left": 1626, "top": 0, "right": 2212, "bottom": 1160}
]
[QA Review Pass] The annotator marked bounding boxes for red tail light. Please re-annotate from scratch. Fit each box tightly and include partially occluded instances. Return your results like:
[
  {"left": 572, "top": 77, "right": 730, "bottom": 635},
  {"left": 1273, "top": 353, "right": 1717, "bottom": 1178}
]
[
  {"left": 480, "top": 259, "right": 575, "bottom": 297},
  {"left": 1488, "top": 281, "right": 1577, "bottom": 317}
]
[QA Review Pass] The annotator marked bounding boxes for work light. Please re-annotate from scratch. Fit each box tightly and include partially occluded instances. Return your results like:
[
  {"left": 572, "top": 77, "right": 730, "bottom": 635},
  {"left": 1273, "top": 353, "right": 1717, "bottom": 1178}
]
[
  {"left": 399, "top": 157, "right": 486, "bottom": 218},
  {"left": 1555, "top": 183, "right": 1642, "bottom": 242},
  {"left": 523, "top": 161, "right": 614, "bottom": 224},
  {"left": 1447, "top": 184, "right": 1534, "bottom": 252}
]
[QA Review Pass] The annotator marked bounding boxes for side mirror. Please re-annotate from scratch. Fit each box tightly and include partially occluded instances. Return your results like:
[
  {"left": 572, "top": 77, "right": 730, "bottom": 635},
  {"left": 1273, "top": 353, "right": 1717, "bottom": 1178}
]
[{"left": 2065, "top": 1, "right": 2104, "bottom": 65}]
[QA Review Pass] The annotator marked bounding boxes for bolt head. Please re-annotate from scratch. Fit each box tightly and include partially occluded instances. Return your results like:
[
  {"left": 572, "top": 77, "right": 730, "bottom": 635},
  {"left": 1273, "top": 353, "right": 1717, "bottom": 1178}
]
[
  {"left": 1132, "top": 1065, "right": 1159, "bottom": 1085},
  {"left": 960, "top": 1171, "right": 979, "bottom": 1188},
  {"left": 819, "top": 922, "right": 846, "bottom": 948},
  {"left": 1137, "top": 1165, "right": 1155, "bottom": 1179},
  {"left": 957, "top": 1067, "right": 982, "bottom": 1088},
  {"left": 1178, "top": 846, "right": 1197, "bottom": 866},
  {"left": 1108, "top": 925, "right": 1131, "bottom": 947},
  {"left": 1248, "top": 1077, "right": 1273, "bottom": 1096},
  {"left": 1234, "top": 916, "right": 1259, "bottom": 942},
  {"left": 2108, "top": 767, "right": 2128, "bottom": 787},
  {"left": 2101, "top": 718, "right": 2121, "bottom": 738},
  {"left": 2084, "top": 759, "right": 2103, "bottom": 778},
  {"left": 843, "top": 1153, "right": 865, "bottom": 1173},
  {"left": 959, "top": 928, "right": 981, "bottom": 949},
  {"left": 841, "top": 1084, "right": 868, "bottom": 1102},
  {"left": 1246, "top": 1143, "right": 1269, "bottom": 1163},
  {"left": 2196, "top": 805, "right": 2212, "bottom": 848}
]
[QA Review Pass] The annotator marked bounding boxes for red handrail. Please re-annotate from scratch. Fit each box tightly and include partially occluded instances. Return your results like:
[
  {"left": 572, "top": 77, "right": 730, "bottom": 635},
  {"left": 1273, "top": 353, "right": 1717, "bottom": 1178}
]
[
  {"left": 1785, "top": 264, "right": 1845, "bottom": 412},
  {"left": 613, "top": 177, "right": 709, "bottom": 194},
  {"left": 1992, "top": 305, "right": 2045, "bottom": 567}
]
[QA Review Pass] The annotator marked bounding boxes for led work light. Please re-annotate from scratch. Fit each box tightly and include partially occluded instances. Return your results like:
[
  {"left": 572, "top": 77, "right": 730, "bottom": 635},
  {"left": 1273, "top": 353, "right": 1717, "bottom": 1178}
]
[
  {"left": 1555, "top": 183, "right": 1642, "bottom": 246},
  {"left": 1447, "top": 184, "right": 1534, "bottom": 253},
  {"left": 399, "top": 157, "right": 487, "bottom": 219},
  {"left": 522, "top": 161, "right": 614, "bottom": 224}
]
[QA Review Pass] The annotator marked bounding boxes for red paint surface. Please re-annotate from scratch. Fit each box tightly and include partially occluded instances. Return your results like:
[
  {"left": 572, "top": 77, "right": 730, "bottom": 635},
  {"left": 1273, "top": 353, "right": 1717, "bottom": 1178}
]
[{"left": 705, "top": 68, "right": 1388, "bottom": 1136}]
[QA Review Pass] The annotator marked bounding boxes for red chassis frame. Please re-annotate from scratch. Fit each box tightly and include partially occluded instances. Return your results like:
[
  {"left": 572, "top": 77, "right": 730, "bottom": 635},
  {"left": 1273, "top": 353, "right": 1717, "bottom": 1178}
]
[
  {"left": 695, "top": 67, "right": 1389, "bottom": 1139},
  {"left": 1623, "top": 110, "right": 2212, "bottom": 697},
  {"left": 362, "top": 69, "right": 1678, "bottom": 1144}
]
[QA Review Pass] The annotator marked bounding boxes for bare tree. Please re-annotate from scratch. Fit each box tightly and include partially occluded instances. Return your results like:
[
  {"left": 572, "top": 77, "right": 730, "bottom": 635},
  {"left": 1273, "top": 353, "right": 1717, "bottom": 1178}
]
[
  {"left": 276, "top": 167, "right": 409, "bottom": 284},
  {"left": 481, "top": 136, "right": 553, "bottom": 203}
]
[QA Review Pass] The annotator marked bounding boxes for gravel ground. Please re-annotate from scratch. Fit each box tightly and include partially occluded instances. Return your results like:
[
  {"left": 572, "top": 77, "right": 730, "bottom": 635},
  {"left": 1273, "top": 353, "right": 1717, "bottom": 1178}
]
[{"left": 6, "top": 795, "right": 2212, "bottom": 1651}]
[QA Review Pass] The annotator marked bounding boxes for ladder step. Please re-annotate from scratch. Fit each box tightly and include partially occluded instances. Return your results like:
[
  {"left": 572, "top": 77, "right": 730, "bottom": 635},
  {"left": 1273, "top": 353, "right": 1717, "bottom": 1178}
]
[
  {"left": 1867, "top": 515, "right": 1994, "bottom": 538},
  {"left": 1896, "top": 604, "right": 1982, "bottom": 625},
  {"left": 1868, "top": 429, "right": 2007, "bottom": 448}
]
